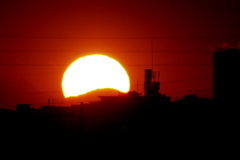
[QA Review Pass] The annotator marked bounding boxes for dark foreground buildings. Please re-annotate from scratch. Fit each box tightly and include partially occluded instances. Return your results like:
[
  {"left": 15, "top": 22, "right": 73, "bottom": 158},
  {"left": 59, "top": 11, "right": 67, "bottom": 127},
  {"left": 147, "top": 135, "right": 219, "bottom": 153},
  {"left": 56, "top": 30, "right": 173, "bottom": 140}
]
[
  {"left": 214, "top": 49, "right": 240, "bottom": 110},
  {"left": 2, "top": 67, "right": 229, "bottom": 153},
  {"left": 213, "top": 49, "right": 239, "bottom": 147}
]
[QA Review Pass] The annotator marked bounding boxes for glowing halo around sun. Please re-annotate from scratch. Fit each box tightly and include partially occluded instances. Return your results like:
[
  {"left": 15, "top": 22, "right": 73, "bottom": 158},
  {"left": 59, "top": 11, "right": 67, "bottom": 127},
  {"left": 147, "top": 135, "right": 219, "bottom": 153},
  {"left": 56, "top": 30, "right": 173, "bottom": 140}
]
[{"left": 62, "top": 54, "right": 130, "bottom": 98}]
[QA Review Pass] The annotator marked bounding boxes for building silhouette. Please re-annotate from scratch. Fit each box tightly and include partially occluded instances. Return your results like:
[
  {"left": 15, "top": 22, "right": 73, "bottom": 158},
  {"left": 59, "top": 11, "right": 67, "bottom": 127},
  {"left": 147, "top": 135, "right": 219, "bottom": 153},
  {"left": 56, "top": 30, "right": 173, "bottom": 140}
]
[
  {"left": 213, "top": 49, "right": 240, "bottom": 109},
  {"left": 213, "top": 49, "right": 239, "bottom": 143},
  {"left": 144, "top": 69, "right": 160, "bottom": 98}
]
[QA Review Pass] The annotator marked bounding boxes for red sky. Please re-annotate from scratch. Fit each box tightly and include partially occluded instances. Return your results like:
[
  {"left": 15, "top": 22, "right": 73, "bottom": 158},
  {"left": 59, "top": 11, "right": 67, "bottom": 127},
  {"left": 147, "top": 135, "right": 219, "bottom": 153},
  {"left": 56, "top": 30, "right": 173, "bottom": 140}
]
[{"left": 1, "top": 0, "right": 240, "bottom": 109}]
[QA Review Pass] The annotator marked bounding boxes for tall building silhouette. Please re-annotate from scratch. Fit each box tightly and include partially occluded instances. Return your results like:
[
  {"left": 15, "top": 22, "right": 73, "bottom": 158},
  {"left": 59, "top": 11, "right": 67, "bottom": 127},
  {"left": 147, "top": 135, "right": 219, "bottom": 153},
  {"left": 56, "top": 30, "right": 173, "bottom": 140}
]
[
  {"left": 144, "top": 69, "right": 160, "bottom": 98},
  {"left": 213, "top": 49, "right": 240, "bottom": 108}
]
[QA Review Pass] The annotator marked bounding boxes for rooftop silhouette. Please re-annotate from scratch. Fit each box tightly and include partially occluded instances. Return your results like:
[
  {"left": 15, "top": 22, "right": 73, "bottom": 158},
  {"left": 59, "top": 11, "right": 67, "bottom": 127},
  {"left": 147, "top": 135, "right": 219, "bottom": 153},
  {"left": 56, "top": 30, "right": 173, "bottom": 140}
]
[
  {"left": 0, "top": 68, "right": 218, "bottom": 145},
  {"left": 1, "top": 49, "right": 239, "bottom": 148}
]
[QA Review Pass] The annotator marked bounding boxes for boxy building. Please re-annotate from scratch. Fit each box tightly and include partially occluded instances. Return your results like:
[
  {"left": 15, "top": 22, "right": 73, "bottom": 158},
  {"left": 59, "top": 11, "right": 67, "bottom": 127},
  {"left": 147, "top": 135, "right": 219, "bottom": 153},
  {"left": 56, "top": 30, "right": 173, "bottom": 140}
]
[{"left": 213, "top": 49, "right": 240, "bottom": 108}]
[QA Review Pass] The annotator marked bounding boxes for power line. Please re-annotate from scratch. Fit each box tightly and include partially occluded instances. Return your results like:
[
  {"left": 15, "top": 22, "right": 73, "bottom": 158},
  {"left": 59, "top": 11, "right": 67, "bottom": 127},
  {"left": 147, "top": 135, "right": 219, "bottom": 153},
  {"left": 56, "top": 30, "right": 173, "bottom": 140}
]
[
  {"left": 0, "top": 63, "right": 213, "bottom": 67},
  {"left": 161, "top": 77, "right": 213, "bottom": 84},
  {"left": 0, "top": 88, "right": 213, "bottom": 98},
  {"left": 0, "top": 64, "right": 67, "bottom": 66},
  {"left": 0, "top": 77, "right": 213, "bottom": 95},
  {"left": 0, "top": 91, "right": 62, "bottom": 96},
  {"left": 132, "top": 63, "right": 212, "bottom": 67},
  {"left": 163, "top": 88, "right": 213, "bottom": 95},
  {"left": 0, "top": 49, "right": 215, "bottom": 54},
  {"left": 1, "top": 36, "right": 240, "bottom": 39},
  {"left": 0, "top": 72, "right": 63, "bottom": 77},
  {"left": 131, "top": 77, "right": 213, "bottom": 86}
]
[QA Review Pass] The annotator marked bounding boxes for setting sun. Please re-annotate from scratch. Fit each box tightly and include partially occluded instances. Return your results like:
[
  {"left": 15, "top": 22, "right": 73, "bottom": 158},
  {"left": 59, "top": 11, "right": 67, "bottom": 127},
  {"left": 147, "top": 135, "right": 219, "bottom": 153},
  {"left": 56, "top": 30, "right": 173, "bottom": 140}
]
[{"left": 62, "top": 54, "right": 130, "bottom": 98}]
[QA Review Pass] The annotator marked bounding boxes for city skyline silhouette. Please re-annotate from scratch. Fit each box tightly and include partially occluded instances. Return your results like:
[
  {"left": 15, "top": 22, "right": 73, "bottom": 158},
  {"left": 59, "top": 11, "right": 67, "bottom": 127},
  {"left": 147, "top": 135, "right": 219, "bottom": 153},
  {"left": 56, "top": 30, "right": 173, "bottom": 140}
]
[
  {"left": 0, "top": 1, "right": 239, "bottom": 153},
  {"left": 3, "top": 0, "right": 240, "bottom": 108}
]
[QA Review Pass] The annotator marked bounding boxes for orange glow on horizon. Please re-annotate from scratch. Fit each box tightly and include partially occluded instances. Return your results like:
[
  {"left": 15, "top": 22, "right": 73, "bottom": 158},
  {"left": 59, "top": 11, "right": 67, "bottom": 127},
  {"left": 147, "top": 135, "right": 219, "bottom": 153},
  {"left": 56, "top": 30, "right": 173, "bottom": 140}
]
[{"left": 62, "top": 54, "right": 130, "bottom": 98}]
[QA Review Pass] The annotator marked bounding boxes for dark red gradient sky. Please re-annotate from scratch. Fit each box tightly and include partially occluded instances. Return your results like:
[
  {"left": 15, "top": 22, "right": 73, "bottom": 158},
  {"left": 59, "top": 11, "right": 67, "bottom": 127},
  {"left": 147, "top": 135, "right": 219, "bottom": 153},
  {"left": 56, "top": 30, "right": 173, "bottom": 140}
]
[{"left": 1, "top": 0, "right": 240, "bottom": 109}]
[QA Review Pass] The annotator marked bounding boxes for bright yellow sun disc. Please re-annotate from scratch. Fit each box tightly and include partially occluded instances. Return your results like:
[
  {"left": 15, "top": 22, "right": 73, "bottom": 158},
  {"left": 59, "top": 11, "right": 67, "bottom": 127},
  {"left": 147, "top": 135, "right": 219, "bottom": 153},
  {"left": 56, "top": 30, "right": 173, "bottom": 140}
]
[{"left": 62, "top": 54, "right": 130, "bottom": 98}]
